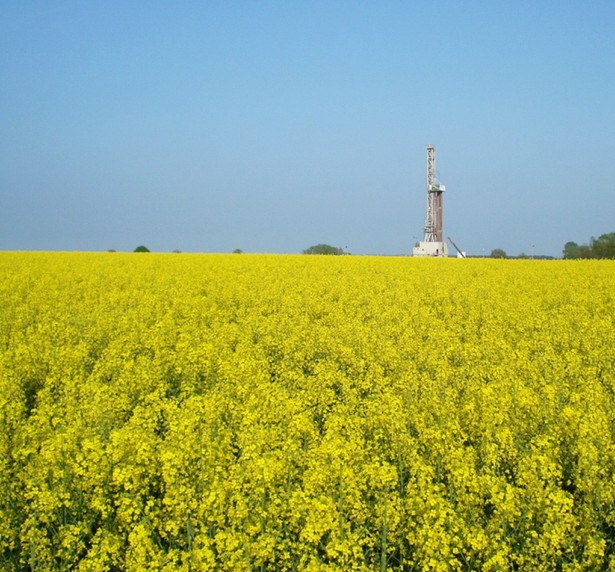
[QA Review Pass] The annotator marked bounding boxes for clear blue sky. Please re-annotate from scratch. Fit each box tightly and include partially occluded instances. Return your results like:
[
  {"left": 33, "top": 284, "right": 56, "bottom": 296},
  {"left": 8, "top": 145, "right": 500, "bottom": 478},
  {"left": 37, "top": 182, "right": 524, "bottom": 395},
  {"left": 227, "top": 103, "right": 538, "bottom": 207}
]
[{"left": 1, "top": 1, "right": 614, "bottom": 256}]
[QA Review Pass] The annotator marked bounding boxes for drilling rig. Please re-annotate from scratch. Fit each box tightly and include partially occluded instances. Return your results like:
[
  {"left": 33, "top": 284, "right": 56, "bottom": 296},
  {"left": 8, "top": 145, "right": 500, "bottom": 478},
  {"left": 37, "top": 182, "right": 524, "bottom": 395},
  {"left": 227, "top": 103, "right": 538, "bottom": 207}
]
[{"left": 412, "top": 144, "right": 449, "bottom": 257}]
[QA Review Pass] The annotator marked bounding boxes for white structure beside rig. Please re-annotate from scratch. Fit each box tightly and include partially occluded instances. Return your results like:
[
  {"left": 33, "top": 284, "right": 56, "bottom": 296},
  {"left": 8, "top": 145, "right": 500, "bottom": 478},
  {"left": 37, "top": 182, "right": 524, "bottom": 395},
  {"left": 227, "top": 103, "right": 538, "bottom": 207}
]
[{"left": 412, "top": 144, "right": 449, "bottom": 257}]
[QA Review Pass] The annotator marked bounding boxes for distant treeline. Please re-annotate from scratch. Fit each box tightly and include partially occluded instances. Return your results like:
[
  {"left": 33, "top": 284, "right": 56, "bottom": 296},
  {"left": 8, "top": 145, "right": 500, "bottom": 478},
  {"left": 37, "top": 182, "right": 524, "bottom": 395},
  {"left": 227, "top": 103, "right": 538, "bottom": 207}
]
[{"left": 563, "top": 233, "right": 615, "bottom": 259}]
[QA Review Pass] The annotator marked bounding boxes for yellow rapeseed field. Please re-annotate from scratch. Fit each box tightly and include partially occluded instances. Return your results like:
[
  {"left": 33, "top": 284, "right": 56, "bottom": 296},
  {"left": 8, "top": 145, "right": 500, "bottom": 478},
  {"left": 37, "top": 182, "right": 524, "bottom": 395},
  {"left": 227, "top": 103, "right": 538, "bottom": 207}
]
[{"left": 1, "top": 252, "right": 615, "bottom": 571}]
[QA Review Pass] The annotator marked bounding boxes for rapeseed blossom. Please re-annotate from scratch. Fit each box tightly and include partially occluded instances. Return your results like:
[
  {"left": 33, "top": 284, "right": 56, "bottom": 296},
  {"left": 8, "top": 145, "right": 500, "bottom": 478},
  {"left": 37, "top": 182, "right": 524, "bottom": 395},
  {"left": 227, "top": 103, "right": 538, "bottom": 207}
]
[{"left": 1, "top": 252, "right": 614, "bottom": 570}]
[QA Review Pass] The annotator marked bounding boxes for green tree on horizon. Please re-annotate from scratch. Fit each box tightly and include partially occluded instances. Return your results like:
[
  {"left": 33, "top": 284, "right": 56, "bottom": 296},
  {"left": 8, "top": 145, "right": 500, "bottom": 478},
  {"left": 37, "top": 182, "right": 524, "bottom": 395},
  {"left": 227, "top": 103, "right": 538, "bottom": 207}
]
[
  {"left": 563, "top": 233, "right": 615, "bottom": 259},
  {"left": 302, "top": 244, "right": 345, "bottom": 255},
  {"left": 490, "top": 248, "right": 507, "bottom": 259}
]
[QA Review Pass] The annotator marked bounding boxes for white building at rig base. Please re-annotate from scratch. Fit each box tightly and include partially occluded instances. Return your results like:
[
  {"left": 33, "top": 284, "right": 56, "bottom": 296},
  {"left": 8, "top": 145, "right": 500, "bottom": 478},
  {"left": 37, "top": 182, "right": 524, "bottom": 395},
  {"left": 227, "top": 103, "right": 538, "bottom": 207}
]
[{"left": 412, "top": 240, "right": 448, "bottom": 257}]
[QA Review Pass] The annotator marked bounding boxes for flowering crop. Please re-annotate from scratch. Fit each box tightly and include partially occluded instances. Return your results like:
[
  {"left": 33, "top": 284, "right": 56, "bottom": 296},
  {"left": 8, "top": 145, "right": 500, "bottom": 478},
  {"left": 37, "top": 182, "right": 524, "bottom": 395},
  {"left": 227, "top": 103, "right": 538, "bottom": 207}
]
[{"left": 1, "top": 252, "right": 615, "bottom": 570}]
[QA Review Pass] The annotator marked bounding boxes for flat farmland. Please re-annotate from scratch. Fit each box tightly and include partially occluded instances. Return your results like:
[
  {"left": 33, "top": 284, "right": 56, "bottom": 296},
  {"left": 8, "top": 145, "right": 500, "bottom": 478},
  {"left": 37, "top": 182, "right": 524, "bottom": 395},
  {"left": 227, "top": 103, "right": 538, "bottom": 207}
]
[{"left": 1, "top": 253, "right": 614, "bottom": 571}]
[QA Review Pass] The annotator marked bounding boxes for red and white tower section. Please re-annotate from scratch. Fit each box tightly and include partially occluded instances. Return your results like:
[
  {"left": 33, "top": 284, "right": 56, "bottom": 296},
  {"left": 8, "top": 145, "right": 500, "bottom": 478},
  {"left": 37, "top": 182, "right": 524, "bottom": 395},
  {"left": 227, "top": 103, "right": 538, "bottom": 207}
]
[{"left": 413, "top": 144, "right": 449, "bottom": 257}]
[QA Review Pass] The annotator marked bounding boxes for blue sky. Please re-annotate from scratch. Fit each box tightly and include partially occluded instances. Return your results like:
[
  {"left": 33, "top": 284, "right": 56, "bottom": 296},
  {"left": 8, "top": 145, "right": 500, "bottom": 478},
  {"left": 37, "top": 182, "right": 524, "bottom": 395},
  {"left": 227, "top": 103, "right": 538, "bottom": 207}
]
[{"left": 1, "top": 1, "right": 614, "bottom": 256}]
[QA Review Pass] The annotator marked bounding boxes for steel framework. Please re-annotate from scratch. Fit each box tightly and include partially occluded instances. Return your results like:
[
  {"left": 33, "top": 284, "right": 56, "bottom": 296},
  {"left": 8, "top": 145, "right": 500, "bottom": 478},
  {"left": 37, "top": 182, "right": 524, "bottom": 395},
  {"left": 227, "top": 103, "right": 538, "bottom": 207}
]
[
  {"left": 413, "top": 145, "right": 448, "bottom": 257},
  {"left": 423, "top": 144, "right": 445, "bottom": 242}
]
